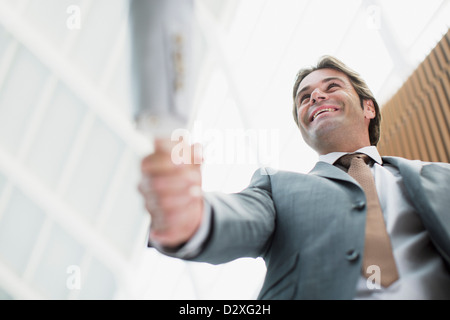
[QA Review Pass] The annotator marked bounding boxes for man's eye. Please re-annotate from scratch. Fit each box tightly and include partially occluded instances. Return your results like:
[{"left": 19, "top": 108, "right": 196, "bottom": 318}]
[
  {"left": 327, "top": 82, "right": 339, "bottom": 90},
  {"left": 300, "top": 94, "right": 310, "bottom": 103}
]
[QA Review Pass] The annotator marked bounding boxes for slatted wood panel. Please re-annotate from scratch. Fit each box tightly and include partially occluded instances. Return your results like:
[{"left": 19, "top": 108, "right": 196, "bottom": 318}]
[{"left": 378, "top": 29, "right": 450, "bottom": 163}]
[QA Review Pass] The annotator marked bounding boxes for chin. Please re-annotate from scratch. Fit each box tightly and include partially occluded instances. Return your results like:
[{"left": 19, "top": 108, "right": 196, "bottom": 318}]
[{"left": 309, "top": 129, "right": 342, "bottom": 151}]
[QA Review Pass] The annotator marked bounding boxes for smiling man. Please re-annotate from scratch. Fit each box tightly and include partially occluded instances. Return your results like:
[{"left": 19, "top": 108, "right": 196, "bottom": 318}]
[
  {"left": 292, "top": 59, "right": 380, "bottom": 156},
  {"left": 139, "top": 55, "right": 450, "bottom": 299}
]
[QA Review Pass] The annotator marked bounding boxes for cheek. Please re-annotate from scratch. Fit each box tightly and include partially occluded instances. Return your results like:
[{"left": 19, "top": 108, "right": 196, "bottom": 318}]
[
  {"left": 297, "top": 106, "right": 308, "bottom": 126},
  {"left": 340, "top": 92, "right": 361, "bottom": 110}
]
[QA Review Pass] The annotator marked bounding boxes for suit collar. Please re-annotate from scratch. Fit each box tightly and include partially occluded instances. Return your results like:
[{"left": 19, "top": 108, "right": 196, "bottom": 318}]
[
  {"left": 318, "top": 146, "right": 382, "bottom": 166},
  {"left": 381, "top": 156, "right": 423, "bottom": 198},
  {"left": 310, "top": 146, "right": 382, "bottom": 185},
  {"left": 309, "top": 155, "right": 425, "bottom": 194},
  {"left": 309, "top": 160, "right": 358, "bottom": 185}
]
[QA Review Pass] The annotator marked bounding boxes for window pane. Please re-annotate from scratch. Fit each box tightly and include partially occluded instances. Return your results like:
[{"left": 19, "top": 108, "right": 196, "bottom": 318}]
[
  {"left": 69, "top": 0, "right": 128, "bottom": 82},
  {"left": 0, "top": 286, "right": 13, "bottom": 299},
  {"left": 0, "top": 188, "right": 45, "bottom": 276},
  {"left": 22, "top": 0, "right": 84, "bottom": 47},
  {"left": 78, "top": 258, "right": 116, "bottom": 299},
  {"left": 64, "top": 118, "right": 124, "bottom": 223},
  {"left": 24, "top": 83, "right": 87, "bottom": 189},
  {"left": 0, "top": 47, "right": 48, "bottom": 155},
  {"left": 0, "top": 25, "right": 11, "bottom": 61},
  {"left": 101, "top": 154, "right": 147, "bottom": 257},
  {"left": 32, "top": 224, "right": 84, "bottom": 299},
  {"left": 0, "top": 172, "right": 6, "bottom": 196}
]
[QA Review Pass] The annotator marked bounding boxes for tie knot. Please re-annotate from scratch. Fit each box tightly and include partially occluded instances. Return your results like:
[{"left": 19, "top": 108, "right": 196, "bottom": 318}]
[{"left": 335, "top": 153, "right": 371, "bottom": 170}]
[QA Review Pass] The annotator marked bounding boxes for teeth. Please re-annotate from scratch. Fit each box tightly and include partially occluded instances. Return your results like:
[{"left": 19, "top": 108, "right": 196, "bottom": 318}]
[{"left": 313, "top": 108, "right": 336, "bottom": 121}]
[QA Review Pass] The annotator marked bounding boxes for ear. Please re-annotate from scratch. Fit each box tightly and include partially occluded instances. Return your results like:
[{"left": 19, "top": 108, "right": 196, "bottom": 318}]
[{"left": 363, "top": 99, "right": 376, "bottom": 120}]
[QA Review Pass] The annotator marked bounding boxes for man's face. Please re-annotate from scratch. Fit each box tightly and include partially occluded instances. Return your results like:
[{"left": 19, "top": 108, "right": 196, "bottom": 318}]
[{"left": 294, "top": 68, "right": 374, "bottom": 154}]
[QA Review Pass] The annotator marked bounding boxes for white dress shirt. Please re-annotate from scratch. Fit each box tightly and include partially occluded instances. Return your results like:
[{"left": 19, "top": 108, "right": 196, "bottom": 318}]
[{"left": 150, "top": 146, "right": 450, "bottom": 299}]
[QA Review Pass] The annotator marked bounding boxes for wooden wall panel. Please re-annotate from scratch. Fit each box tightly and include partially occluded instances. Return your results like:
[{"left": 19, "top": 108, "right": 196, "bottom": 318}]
[{"left": 378, "top": 29, "right": 450, "bottom": 163}]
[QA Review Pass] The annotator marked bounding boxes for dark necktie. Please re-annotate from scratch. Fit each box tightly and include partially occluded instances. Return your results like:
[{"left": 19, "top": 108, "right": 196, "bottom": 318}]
[{"left": 336, "top": 153, "right": 399, "bottom": 287}]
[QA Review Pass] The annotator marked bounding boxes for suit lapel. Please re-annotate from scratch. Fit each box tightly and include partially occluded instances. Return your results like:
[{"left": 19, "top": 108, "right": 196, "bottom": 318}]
[
  {"left": 382, "top": 156, "right": 450, "bottom": 265},
  {"left": 309, "top": 161, "right": 359, "bottom": 186},
  {"left": 381, "top": 156, "right": 425, "bottom": 210}
]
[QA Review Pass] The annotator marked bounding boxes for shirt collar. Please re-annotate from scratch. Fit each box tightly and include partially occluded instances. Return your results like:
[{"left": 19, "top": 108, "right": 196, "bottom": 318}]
[{"left": 318, "top": 146, "right": 383, "bottom": 166}]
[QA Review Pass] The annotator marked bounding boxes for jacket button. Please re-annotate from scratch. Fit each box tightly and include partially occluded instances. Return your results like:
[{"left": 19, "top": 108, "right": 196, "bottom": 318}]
[
  {"left": 346, "top": 249, "right": 359, "bottom": 261},
  {"left": 353, "top": 201, "right": 366, "bottom": 210}
]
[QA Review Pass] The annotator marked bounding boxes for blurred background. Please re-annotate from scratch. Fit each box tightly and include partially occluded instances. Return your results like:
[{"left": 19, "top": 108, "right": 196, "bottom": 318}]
[{"left": 0, "top": 0, "right": 448, "bottom": 299}]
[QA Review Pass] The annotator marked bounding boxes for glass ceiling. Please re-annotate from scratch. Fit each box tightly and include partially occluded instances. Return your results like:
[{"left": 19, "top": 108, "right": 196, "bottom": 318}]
[{"left": 0, "top": 0, "right": 448, "bottom": 299}]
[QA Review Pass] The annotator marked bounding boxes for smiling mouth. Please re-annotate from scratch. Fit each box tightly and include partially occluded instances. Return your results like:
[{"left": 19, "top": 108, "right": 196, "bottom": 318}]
[{"left": 311, "top": 108, "right": 338, "bottom": 122}]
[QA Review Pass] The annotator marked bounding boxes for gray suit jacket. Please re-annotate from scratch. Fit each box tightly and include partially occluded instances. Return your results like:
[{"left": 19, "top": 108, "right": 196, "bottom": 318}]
[{"left": 186, "top": 156, "right": 450, "bottom": 299}]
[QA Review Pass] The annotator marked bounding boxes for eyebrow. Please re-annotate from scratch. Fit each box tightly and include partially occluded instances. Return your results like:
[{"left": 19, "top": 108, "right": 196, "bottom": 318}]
[{"left": 295, "top": 76, "right": 345, "bottom": 101}]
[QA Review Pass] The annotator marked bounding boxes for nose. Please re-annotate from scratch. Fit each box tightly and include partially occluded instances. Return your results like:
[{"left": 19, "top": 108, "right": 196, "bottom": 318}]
[{"left": 310, "top": 88, "right": 328, "bottom": 104}]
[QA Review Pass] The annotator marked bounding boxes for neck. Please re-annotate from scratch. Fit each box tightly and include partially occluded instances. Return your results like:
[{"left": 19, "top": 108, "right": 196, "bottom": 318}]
[
  {"left": 315, "top": 141, "right": 372, "bottom": 155},
  {"left": 304, "top": 127, "right": 373, "bottom": 155}
]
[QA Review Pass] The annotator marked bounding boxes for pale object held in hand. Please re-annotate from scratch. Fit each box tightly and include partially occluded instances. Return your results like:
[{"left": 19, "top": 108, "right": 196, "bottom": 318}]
[{"left": 129, "top": 0, "right": 196, "bottom": 138}]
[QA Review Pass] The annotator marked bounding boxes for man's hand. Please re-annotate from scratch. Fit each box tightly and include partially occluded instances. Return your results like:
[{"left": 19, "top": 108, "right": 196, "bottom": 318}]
[{"left": 138, "top": 138, "right": 204, "bottom": 248}]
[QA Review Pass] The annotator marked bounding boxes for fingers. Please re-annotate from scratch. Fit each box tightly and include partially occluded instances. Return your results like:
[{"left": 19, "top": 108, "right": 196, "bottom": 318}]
[
  {"left": 138, "top": 138, "right": 204, "bottom": 247},
  {"left": 141, "top": 140, "right": 203, "bottom": 174},
  {"left": 149, "top": 198, "right": 203, "bottom": 246},
  {"left": 139, "top": 168, "right": 201, "bottom": 196},
  {"left": 140, "top": 150, "right": 177, "bottom": 175},
  {"left": 139, "top": 169, "right": 202, "bottom": 227},
  {"left": 144, "top": 188, "right": 199, "bottom": 214}
]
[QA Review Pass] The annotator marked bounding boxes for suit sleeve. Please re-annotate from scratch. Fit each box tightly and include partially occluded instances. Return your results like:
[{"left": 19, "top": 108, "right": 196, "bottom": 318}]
[{"left": 187, "top": 167, "right": 276, "bottom": 265}]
